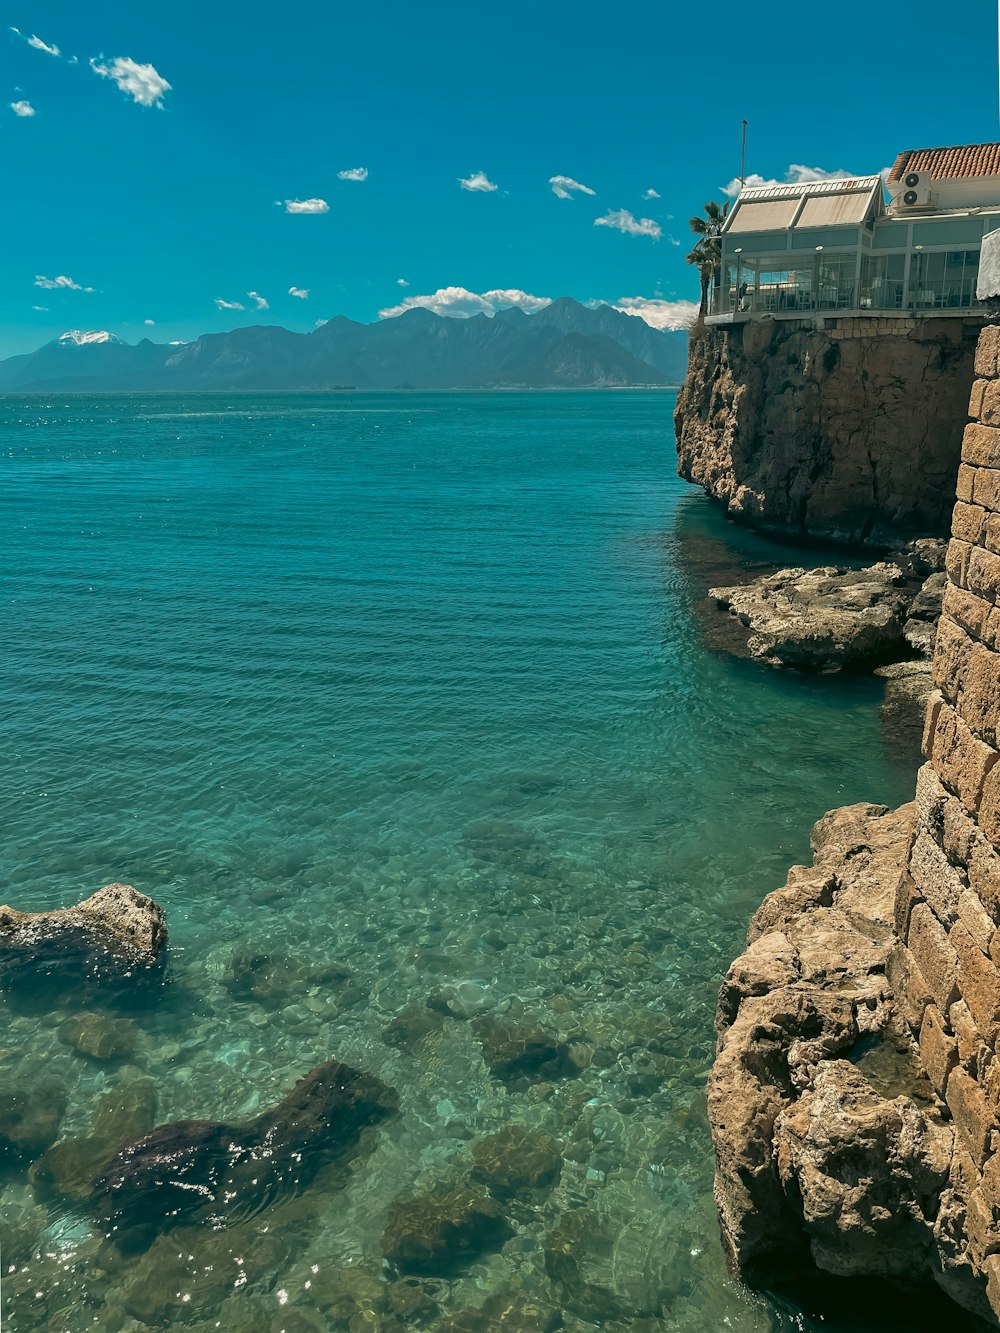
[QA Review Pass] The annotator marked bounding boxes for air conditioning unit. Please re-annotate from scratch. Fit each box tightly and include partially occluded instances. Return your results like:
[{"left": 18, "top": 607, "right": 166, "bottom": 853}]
[{"left": 893, "top": 170, "right": 931, "bottom": 208}]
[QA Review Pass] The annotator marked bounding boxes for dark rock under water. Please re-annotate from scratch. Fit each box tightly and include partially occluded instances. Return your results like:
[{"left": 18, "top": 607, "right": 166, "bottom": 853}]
[{"left": 91, "top": 1059, "right": 398, "bottom": 1252}]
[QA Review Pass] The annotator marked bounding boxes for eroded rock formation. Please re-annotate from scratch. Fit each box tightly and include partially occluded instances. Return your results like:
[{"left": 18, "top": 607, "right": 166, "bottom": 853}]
[
  {"left": 710, "top": 562, "right": 912, "bottom": 670},
  {"left": 0, "top": 882, "right": 167, "bottom": 990},
  {"left": 675, "top": 317, "right": 979, "bottom": 545}
]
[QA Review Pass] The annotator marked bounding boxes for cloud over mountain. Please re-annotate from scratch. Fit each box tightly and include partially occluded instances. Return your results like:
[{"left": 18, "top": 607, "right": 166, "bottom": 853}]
[
  {"left": 215, "top": 298, "right": 245, "bottom": 310},
  {"left": 288, "top": 286, "right": 309, "bottom": 299},
  {"left": 594, "top": 209, "right": 662, "bottom": 239},
  {"left": 609, "top": 296, "right": 698, "bottom": 330},
  {"left": 90, "top": 56, "right": 171, "bottom": 107},
  {"left": 378, "top": 286, "right": 550, "bottom": 319}
]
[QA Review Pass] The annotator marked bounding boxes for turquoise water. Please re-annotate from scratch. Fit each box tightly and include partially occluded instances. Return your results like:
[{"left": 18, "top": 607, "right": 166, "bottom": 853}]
[{"left": 1, "top": 391, "right": 918, "bottom": 1332}]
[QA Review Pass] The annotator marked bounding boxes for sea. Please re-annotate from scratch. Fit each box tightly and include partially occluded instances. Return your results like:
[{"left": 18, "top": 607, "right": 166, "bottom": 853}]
[{"left": 0, "top": 390, "right": 932, "bottom": 1332}]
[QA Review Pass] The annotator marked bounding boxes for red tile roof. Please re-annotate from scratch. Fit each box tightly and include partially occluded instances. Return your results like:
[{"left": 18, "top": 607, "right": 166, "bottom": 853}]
[{"left": 888, "top": 143, "right": 1000, "bottom": 183}]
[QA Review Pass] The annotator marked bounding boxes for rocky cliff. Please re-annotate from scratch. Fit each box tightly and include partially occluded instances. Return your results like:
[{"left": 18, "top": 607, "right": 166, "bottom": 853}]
[
  {"left": 709, "top": 306, "right": 1000, "bottom": 1325},
  {"left": 675, "top": 316, "right": 981, "bottom": 546}
]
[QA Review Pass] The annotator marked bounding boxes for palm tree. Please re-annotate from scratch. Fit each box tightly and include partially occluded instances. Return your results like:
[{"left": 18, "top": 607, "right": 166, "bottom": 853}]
[{"left": 687, "top": 200, "right": 731, "bottom": 316}]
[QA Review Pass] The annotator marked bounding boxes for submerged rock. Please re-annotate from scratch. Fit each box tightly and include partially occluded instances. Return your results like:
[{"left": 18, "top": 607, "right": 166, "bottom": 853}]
[
  {"left": 91, "top": 1059, "right": 397, "bottom": 1252},
  {"left": 439, "top": 1288, "right": 562, "bottom": 1331},
  {"left": 30, "top": 1081, "right": 159, "bottom": 1204},
  {"left": 0, "top": 882, "right": 167, "bottom": 994},
  {"left": 710, "top": 563, "right": 912, "bottom": 670},
  {"left": 59, "top": 1011, "right": 140, "bottom": 1062},
  {"left": 0, "top": 1082, "right": 67, "bottom": 1163},
  {"left": 471, "top": 1126, "right": 563, "bottom": 1199},
  {"left": 382, "top": 1003, "right": 447, "bottom": 1049},
  {"left": 474, "top": 1017, "right": 578, "bottom": 1087},
  {"left": 381, "top": 1185, "right": 513, "bottom": 1275}
]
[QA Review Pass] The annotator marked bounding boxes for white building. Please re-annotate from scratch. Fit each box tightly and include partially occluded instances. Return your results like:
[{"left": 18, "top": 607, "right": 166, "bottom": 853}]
[{"left": 708, "top": 142, "right": 1000, "bottom": 322}]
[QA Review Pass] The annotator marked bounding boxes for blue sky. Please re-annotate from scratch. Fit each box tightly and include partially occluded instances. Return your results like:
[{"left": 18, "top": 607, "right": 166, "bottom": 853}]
[{"left": 2, "top": 0, "right": 999, "bottom": 357}]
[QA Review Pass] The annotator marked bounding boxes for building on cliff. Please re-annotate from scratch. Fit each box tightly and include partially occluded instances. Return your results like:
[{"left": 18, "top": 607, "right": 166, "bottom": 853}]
[{"left": 709, "top": 142, "right": 1000, "bottom": 323}]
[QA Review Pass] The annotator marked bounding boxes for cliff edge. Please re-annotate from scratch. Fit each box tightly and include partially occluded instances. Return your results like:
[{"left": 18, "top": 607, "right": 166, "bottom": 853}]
[{"left": 675, "top": 316, "right": 980, "bottom": 545}]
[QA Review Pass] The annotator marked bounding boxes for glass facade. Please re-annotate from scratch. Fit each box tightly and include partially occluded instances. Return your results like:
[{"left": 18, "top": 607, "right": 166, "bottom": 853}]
[{"left": 711, "top": 210, "right": 1000, "bottom": 319}]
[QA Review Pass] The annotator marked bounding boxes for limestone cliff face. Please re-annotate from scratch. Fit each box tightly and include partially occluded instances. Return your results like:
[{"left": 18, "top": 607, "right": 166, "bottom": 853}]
[
  {"left": 675, "top": 317, "right": 980, "bottom": 546},
  {"left": 709, "top": 315, "right": 1000, "bottom": 1325}
]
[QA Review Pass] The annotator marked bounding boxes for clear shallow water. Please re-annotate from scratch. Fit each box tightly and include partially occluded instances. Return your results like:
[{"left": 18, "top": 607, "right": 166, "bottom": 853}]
[{"left": 0, "top": 391, "right": 919, "bottom": 1332}]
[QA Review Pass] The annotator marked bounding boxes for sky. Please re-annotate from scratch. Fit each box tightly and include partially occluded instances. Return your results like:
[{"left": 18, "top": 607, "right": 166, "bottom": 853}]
[{"left": 2, "top": 0, "right": 999, "bottom": 358}]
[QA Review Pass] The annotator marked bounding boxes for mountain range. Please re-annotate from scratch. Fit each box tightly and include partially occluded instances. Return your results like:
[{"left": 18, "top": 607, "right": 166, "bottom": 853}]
[{"left": 0, "top": 299, "right": 688, "bottom": 392}]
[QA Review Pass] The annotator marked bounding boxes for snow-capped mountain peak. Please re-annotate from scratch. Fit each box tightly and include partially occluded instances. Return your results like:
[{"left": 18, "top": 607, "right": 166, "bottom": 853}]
[{"left": 57, "top": 330, "right": 122, "bottom": 347}]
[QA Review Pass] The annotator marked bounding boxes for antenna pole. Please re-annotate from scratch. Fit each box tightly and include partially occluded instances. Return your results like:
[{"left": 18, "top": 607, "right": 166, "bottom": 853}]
[{"left": 740, "top": 119, "right": 748, "bottom": 189}]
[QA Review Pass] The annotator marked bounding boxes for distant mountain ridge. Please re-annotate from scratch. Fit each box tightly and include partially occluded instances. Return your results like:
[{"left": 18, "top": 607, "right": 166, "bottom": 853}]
[{"left": 0, "top": 298, "right": 688, "bottom": 392}]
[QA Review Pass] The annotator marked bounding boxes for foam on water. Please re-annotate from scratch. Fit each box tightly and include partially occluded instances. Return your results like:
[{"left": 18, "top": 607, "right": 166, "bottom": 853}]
[{"left": 0, "top": 391, "right": 921, "bottom": 1331}]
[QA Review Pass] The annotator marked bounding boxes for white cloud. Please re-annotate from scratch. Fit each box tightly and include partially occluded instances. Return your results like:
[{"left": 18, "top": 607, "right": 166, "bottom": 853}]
[
  {"left": 34, "top": 274, "right": 94, "bottom": 292},
  {"left": 643, "top": 188, "right": 660, "bottom": 200},
  {"left": 459, "top": 171, "right": 498, "bottom": 193},
  {"left": 10, "top": 100, "right": 35, "bottom": 117},
  {"left": 288, "top": 286, "right": 309, "bottom": 299},
  {"left": 215, "top": 298, "right": 245, "bottom": 310},
  {"left": 594, "top": 209, "right": 662, "bottom": 240},
  {"left": 143, "top": 318, "right": 155, "bottom": 325},
  {"left": 396, "top": 278, "right": 409, "bottom": 287},
  {"left": 337, "top": 167, "right": 368, "bottom": 182},
  {"left": 549, "top": 174, "right": 595, "bottom": 200},
  {"left": 32, "top": 305, "right": 48, "bottom": 311},
  {"left": 379, "top": 285, "right": 550, "bottom": 320},
  {"left": 10, "top": 29, "right": 61, "bottom": 56},
  {"left": 90, "top": 56, "right": 171, "bottom": 108},
  {"left": 721, "top": 163, "right": 857, "bottom": 198},
  {"left": 284, "top": 198, "right": 329, "bottom": 214},
  {"left": 247, "top": 290, "right": 269, "bottom": 311},
  {"left": 609, "top": 297, "right": 699, "bottom": 331}
]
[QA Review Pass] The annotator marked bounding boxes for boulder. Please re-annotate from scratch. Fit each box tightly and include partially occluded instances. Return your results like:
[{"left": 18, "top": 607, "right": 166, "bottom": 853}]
[
  {"left": 0, "top": 882, "right": 167, "bottom": 993},
  {"left": 0, "top": 1082, "right": 67, "bottom": 1164},
  {"left": 381, "top": 1185, "right": 513, "bottom": 1275},
  {"left": 30, "top": 1081, "right": 158, "bottom": 1203},
  {"left": 709, "top": 564, "right": 913, "bottom": 670},
  {"left": 471, "top": 1126, "right": 563, "bottom": 1199},
  {"left": 474, "top": 1017, "right": 577, "bottom": 1088},
  {"left": 91, "top": 1059, "right": 397, "bottom": 1252},
  {"left": 59, "top": 1012, "right": 140, "bottom": 1062},
  {"left": 708, "top": 799, "right": 996, "bottom": 1322}
]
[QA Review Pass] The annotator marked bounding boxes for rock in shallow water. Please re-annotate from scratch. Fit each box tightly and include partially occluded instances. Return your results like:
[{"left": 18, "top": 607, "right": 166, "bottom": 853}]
[
  {"left": 471, "top": 1126, "right": 563, "bottom": 1199},
  {"left": 0, "top": 882, "right": 167, "bottom": 996},
  {"left": 382, "top": 1185, "right": 513, "bottom": 1275},
  {"left": 474, "top": 1017, "right": 578, "bottom": 1088},
  {"left": 0, "top": 1081, "right": 67, "bottom": 1163},
  {"left": 91, "top": 1059, "right": 398, "bottom": 1252},
  {"left": 59, "top": 1011, "right": 140, "bottom": 1062},
  {"left": 710, "top": 563, "right": 913, "bottom": 670}
]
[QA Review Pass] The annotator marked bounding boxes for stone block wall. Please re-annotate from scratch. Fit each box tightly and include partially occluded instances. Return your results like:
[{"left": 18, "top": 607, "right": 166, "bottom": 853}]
[{"left": 898, "top": 316, "right": 1000, "bottom": 1317}]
